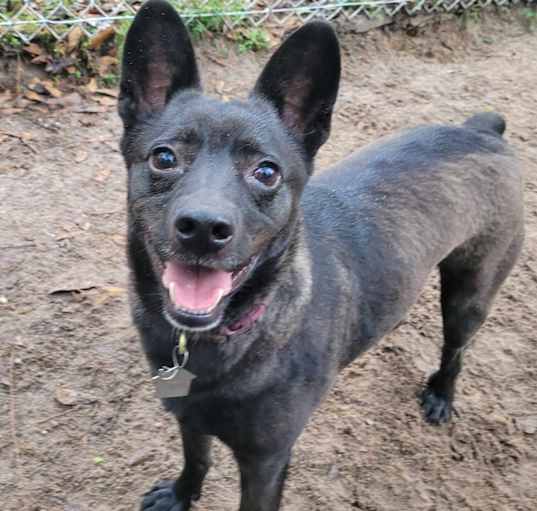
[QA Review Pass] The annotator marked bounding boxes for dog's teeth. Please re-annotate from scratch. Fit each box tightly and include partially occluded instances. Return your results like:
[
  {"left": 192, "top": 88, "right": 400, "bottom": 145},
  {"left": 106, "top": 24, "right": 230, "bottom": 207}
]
[{"left": 169, "top": 282, "right": 176, "bottom": 304}]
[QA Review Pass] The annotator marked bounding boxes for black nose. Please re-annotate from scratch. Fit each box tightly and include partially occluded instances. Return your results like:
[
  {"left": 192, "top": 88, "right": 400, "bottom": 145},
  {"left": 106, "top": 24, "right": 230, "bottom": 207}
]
[{"left": 174, "top": 210, "right": 234, "bottom": 254}]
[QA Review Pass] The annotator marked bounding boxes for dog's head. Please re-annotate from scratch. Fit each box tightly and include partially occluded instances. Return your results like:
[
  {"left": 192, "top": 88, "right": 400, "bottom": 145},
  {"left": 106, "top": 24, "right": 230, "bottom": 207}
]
[{"left": 118, "top": 0, "right": 340, "bottom": 332}]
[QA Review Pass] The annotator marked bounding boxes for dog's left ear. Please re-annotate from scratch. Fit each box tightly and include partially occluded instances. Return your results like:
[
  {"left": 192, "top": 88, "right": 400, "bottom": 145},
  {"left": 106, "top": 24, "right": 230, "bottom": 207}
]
[
  {"left": 118, "top": 0, "right": 200, "bottom": 128},
  {"left": 252, "top": 22, "right": 340, "bottom": 159}
]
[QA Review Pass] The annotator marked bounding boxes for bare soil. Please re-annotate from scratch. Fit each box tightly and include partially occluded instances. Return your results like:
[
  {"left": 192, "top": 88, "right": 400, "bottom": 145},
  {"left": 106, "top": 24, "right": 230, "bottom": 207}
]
[{"left": 1, "top": 12, "right": 536, "bottom": 511}]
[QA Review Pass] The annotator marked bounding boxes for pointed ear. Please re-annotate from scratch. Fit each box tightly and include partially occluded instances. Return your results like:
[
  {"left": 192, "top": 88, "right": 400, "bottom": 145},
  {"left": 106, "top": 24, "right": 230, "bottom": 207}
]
[
  {"left": 252, "top": 22, "right": 340, "bottom": 159},
  {"left": 118, "top": 0, "right": 200, "bottom": 127}
]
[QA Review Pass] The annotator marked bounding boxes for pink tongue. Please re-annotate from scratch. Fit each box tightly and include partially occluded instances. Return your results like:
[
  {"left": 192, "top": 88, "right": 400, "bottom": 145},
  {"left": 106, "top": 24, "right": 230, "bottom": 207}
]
[{"left": 163, "top": 262, "right": 232, "bottom": 312}]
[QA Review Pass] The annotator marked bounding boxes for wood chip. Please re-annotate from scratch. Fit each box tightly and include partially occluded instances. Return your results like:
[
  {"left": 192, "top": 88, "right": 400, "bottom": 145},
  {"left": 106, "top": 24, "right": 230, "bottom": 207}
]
[
  {"left": 55, "top": 386, "right": 78, "bottom": 406},
  {"left": 74, "top": 150, "right": 88, "bottom": 163}
]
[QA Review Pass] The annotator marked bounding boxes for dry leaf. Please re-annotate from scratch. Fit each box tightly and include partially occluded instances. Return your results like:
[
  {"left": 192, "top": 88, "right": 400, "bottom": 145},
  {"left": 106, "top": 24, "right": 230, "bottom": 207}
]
[
  {"left": 74, "top": 150, "right": 88, "bottom": 163},
  {"left": 31, "top": 54, "right": 50, "bottom": 65},
  {"left": 85, "top": 78, "right": 98, "bottom": 94},
  {"left": 89, "top": 26, "right": 115, "bottom": 50},
  {"left": 55, "top": 385, "right": 78, "bottom": 406},
  {"left": 94, "top": 168, "right": 112, "bottom": 183},
  {"left": 42, "top": 81, "right": 63, "bottom": 98},
  {"left": 46, "top": 57, "right": 75, "bottom": 74},
  {"left": 24, "top": 90, "right": 48, "bottom": 104},
  {"left": 66, "top": 26, "right": 84, "bottom": 53},
  {"left": 97, "top": 56, "right": 118, "bottom": 75},
  {"left": 93, "top": 286, "right": 125, "bottom": 306},
  {"left": 23, "top": 43, "right": 43, "bottom": 57}
]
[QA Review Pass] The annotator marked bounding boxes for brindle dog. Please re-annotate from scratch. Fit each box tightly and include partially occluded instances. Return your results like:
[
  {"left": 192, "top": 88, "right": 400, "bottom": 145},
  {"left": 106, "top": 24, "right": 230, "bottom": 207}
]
[{"left": 118, "top": 2, "right": 524, "bottom": 510}]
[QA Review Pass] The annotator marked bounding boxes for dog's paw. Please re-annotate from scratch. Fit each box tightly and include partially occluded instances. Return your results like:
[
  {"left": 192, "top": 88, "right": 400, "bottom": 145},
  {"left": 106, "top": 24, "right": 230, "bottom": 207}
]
[
  {"left": 141, "top": 480, "right": 190, "bottom": 511},
  {"left": 420, "top": 388, "right": 453, "bottom": 425}
]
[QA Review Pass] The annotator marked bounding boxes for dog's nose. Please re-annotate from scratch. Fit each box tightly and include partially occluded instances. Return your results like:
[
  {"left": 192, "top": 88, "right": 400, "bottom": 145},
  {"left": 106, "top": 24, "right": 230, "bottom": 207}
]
[{"left": 174, "top": 210, "right": 234, "bottom": 254}]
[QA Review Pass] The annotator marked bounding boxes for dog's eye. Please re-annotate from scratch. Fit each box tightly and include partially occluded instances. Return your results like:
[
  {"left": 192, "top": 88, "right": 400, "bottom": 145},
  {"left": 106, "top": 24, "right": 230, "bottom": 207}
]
[
  {"left": 150, "top": 147, "right": 178, "bottom": 171},
  {"left": 252, "top": 162, "right": 281, "bottom": 189}
]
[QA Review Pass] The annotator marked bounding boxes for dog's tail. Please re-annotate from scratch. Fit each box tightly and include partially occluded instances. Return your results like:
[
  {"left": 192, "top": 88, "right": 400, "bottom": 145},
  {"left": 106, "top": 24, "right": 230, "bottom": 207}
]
[{"left": 463, "top": 112, "right": 506, "bottom": 137}]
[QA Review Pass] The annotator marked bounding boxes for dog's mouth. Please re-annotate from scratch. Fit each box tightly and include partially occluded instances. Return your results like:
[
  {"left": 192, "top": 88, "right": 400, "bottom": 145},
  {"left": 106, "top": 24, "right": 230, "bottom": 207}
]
[{"left": 160, "top": 257, "right": 257, "bottom": 331}]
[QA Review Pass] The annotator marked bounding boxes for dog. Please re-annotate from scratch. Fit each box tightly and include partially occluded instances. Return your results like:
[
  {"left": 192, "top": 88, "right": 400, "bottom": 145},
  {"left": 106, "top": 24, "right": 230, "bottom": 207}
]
[{"left": 117, "top": 2, "right": 524, "bottom": 510}]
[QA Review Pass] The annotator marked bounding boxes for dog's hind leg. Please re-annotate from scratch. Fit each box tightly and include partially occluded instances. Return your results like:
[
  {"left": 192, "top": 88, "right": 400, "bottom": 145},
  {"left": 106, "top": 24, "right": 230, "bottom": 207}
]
[
  {"left": 421, "top": 232, "right": 523, "bottom": 425},
  {"left": 141, "top": 424, "right": 212, "bottom": 511}
]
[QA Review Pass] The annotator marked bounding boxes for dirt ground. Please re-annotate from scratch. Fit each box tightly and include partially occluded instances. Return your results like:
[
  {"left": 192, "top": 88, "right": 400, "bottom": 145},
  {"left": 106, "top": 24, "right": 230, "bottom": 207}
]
[{"left": 1, "top": 11, "right": 536, "bottom": 511}]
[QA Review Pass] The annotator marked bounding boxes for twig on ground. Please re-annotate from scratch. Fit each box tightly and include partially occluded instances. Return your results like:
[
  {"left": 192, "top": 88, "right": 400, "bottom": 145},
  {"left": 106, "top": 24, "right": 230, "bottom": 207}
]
[
  {"left": 0, "top": 241, "right": 37, "bottom": 250},
  {"left": 9, "top": 348, "right": 19, "bottom": 472},
  {"left": 0, "top": 130, "right": 38, "bottom": 154}
]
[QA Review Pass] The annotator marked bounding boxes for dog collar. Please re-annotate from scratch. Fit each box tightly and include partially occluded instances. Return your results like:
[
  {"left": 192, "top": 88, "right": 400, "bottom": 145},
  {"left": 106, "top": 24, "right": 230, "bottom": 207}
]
[{"left": 220, "top": 303, "right": 267, "bottom": 336}]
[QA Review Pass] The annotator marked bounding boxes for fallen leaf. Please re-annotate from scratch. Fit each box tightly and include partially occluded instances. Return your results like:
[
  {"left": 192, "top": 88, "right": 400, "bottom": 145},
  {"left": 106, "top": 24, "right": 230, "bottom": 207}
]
[
  {"left": 46, "top": 57, "right": 76, "bottom": 74},
  {"left": 93, "top": 286, "right": 125, "bottom": 306},
  {"left": 31, "top": 105, "right": 49, "bottom": 115},
  {"left": 42, "top": 81, "right": 63, "bottom": 98},
  {"left": 85, "top": 78, "right": 98, "bottom": 94},
  {"left": 23, "top": 90, "right": 48, "bottom": 104},
  {"left": 89, "top": 26, "right": 115, "bottom": 50},
  {"left": 94, "top": 168, "right": 112, "bottom": 183},
  {"left": 66, "top": 26, "right": 84, "bottom": 53},
  {"left": 31, "top": 54, "right": 50, "bottom": 65},
  {"left": 55, "top": 385, "right": 78, "bottom": 406},
  {"left": 94, "top": 456, "right": 105, "bottom": 465},
  {"left": 97, "top": 56, "right": 118, "bottom": 75},
  {"left": 23, "top": 43, "right": 43, "bottom": 57}
]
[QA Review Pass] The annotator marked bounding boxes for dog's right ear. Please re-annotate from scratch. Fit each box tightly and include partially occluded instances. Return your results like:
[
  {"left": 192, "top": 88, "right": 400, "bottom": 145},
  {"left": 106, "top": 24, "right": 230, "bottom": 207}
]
[{"left": 118, "top": 0, "right": 200, "bottom": 128}]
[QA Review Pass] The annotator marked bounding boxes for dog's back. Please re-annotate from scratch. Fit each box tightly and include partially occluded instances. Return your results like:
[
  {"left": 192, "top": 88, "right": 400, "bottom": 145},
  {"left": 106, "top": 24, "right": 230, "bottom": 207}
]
[
  {"left": 308, "top": 114, "right": 522, "bottom": 276},
  {"left": 302, "top": 114, "right": 523, "bottom": 416}
]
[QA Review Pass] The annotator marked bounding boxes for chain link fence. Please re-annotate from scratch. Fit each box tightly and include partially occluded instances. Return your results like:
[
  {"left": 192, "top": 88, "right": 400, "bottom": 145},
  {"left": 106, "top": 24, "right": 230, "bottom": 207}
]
[{"left": 0, "top": 0, "right": 535, "bottom": 43}]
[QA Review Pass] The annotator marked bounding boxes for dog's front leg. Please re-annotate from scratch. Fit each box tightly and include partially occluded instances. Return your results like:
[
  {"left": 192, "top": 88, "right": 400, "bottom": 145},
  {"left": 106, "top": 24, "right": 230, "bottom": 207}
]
[
  {"left": 236, "top": 449, "right": 291, "bottom": 511},
  {"left": 141, "top": 423, "right": 212, "bottom": 511}
]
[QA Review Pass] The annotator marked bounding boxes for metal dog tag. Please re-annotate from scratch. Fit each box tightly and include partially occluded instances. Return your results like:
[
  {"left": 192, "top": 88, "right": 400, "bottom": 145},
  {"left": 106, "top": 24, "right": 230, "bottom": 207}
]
[
  {"left": 152, "top": 332, "right": 196, "bottom": 398},
  {"left": 152, "top": 366, "right": 196, "bottom": 399}
]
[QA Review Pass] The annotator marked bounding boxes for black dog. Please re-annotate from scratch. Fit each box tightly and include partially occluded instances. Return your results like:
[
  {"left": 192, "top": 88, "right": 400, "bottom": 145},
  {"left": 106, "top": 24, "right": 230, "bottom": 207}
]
[{"left": 118, "top": 2, "right": 524, "bottom": 510}]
